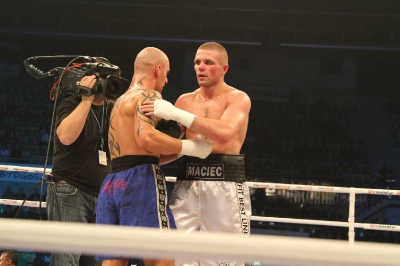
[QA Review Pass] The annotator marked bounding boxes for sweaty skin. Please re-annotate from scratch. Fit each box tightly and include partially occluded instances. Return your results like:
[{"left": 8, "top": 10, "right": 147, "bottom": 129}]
[
  {"left": 176, "top": 86, "right": 249, "bottom": 154},
  {"left": 109, "top": 87, "right": 185, "bottom": 160}
]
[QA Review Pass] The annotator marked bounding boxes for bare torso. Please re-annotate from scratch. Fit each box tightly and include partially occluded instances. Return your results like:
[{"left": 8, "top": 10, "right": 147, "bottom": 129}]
[{"left": 176, "top": 85, "right": 249, "bottom": 154}]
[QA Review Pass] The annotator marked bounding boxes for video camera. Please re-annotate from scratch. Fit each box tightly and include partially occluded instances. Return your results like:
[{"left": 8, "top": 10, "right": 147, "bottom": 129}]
[{"left": 24, "top": 55, "right": 130, "bottom": 100}]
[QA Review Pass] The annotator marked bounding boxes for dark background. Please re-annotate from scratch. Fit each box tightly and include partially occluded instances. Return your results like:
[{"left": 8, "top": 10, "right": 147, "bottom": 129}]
[{"left": 2, "top": 0, "right": 400, "bottom": 89}]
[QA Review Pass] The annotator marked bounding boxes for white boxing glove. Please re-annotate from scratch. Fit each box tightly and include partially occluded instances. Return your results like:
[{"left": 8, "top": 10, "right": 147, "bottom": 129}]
[
  {"left": 154, "top": 99, "right": 195, "bottom": 128},
  {"left": 180, "top": 135, "right": 213, "bottom": 159}
]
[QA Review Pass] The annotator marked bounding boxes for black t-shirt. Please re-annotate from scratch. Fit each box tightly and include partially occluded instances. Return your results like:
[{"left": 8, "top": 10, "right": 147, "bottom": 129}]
[{"left": 51, "top": 96, "right": 113, "bottom": 196}]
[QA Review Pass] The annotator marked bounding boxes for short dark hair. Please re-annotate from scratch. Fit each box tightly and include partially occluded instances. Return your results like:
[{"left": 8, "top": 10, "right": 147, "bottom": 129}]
[
  {"left": 2, "top": 251, "right": 19, "bottom": 265},
  {"left": 198, "top": 42, "right": 228, "bottom": 64}
]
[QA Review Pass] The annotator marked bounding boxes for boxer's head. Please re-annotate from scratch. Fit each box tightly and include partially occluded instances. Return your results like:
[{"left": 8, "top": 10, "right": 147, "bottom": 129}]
[
  {"left": 134, "top": 47, "right": 170, "bottom": 93},
  {"left": 194, "top": 42, "right": 229, "bottom": 87}
]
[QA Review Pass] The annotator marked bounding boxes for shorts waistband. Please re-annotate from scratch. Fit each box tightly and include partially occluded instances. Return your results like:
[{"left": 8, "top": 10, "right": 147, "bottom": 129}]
[
  {"left": 177, "top": 154, "right": 245, "bottom": 182},
  {"left": 112, "top": 155, "right": 159, "bottom": 173}
]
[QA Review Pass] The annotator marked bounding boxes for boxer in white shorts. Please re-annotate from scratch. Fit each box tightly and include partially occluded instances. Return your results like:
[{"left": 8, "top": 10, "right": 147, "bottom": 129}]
[
  {"left": 141, "top": 42, "right": 252, "bottom": 266},
  {"left": 171, "top": 154, "right": 250, "bottom": 236},
  {"left": 170, "top": 154, "right": 251, "bottom": 266}
]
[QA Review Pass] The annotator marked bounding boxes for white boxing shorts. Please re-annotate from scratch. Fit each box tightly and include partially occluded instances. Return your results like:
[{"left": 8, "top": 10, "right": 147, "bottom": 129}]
[{"left": 170, "top": 154, "right": 252, "bottom": 266}]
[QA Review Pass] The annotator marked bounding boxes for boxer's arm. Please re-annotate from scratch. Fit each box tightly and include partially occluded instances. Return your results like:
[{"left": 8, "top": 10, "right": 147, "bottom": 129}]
[
  {"left": 131, "top": 90, "right": 181, "bottom": 155},
  {"left": 140, "top": 92, "right": 250, "bottom": 143},
  {"left": 154, "top": 99, "right": 196, "bottom": 128},
  {"left": 134, "top": 94, "right": 212, "bottom": 158}
]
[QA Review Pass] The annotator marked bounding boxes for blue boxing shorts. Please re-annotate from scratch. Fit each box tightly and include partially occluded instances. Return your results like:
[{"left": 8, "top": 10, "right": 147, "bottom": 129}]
[{"left": 96, "top": 155, "right": 176, "bottom": 261}]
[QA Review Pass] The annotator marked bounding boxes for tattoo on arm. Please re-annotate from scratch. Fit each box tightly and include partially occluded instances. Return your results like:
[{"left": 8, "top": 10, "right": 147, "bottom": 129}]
[
  {"left": 136, "top": 106, "right": 155, "bottom": 136},
  {"left": 133, "top": 88, "right": 160, "bottom": 136}
]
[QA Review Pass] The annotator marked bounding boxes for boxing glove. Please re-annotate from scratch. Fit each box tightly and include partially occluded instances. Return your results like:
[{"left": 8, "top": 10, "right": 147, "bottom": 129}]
[{"left": 156, "top": 119, "right": 181, "bottom": 138}]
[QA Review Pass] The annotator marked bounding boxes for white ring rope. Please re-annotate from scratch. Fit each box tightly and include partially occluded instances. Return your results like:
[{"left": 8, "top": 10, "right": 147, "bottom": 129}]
[
  {"left": 0, "top": 198, "right": 46, "bottom": 208},
  {"left": 0, "top": 218, "right": 399, "bottom": 266},
  {"left": 0, "top": 164, "right": 52, "bottom": 175}
]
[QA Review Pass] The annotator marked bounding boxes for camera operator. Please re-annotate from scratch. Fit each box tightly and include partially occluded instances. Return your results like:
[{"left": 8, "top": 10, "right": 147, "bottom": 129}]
[{"left": 46, "top": 73, "right": 113, "bottom": 266}]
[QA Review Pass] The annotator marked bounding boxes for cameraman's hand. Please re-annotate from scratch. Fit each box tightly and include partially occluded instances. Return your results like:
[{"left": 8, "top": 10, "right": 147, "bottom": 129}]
[
  {"left": 78, "top": 75, "right": 97, "bottom": 102},
  {"left": 57, "top": 74, "right": 98, "bottom": 145}
]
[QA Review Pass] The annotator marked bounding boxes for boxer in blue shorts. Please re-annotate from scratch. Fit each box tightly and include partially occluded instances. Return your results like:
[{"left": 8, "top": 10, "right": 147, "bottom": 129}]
[
  {"left": 96, "top": 155, "right": 176, "bottom": 261},
  {"left": 96, "top": 155, "right": 175, "bottom": 233},
  {"left": 96, "top": 47, "right": 212, "bottom": 266}
]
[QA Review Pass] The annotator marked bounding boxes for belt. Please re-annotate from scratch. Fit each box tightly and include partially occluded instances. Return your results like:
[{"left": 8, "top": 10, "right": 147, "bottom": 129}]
[{"left": 177, "top": 154, "right": 246, "bottom": 182}]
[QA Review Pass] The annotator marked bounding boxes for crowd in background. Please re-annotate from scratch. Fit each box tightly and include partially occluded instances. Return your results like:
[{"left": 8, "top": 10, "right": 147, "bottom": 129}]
[{"left": 0, "top": 77, "right": 54, "bottom": 164}]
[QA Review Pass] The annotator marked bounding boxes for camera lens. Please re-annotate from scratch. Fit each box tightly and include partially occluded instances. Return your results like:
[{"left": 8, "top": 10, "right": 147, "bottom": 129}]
[
  {"left": 103, "top": 75, "right": 129, "bottom": 100},
  {"left": 105, "top": 78, "right": 122, "bottom": 100}
]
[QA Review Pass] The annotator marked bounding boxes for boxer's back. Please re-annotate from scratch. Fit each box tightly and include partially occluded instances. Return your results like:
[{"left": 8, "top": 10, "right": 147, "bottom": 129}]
[{"left": 108, "top": 87, "right": 161, "bottom": 159}]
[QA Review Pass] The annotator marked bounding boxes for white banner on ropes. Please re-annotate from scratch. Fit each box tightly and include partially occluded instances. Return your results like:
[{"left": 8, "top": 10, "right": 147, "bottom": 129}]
[
  {"left": 0, "top": 170, "right": 45, "bottom": 183},
  {"left": 0, "top": 165, "right": 49, "bottom": 183}
]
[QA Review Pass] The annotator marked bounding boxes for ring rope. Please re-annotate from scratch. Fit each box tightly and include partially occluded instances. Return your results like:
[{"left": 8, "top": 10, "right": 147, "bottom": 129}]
[
  {"left": 0, "top": 218, "right": 399, "bottom": 266},
  {"left": 1, "top": 164, "right": 399, "bottom": 195}
]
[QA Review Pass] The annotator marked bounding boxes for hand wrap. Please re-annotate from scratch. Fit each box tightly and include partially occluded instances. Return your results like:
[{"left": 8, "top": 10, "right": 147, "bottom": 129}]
[
  {"left": 180, "top": 136, "right": 213, "bottom": 159},
  {"left": 154, "top": 99, "right": 195, "bottom": 128}
]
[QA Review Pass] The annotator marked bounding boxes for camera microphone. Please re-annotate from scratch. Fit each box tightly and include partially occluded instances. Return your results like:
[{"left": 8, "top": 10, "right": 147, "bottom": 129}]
[
  {"left": 24, "top": 59, "right": 62, "bottom": 79},
  {"left": 24, "top": 55, "right": 128, "bottom": 100}
]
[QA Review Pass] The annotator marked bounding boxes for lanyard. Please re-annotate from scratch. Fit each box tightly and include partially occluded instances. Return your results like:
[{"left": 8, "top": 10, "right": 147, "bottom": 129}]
[{"left": 90, "top": 103, "right": 105, "bottom": 150}]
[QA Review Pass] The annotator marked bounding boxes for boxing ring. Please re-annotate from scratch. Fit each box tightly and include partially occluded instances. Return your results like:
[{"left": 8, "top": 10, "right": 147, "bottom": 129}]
[{"left": 1, "top": 164, "right": 400, "bottom": 266}]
